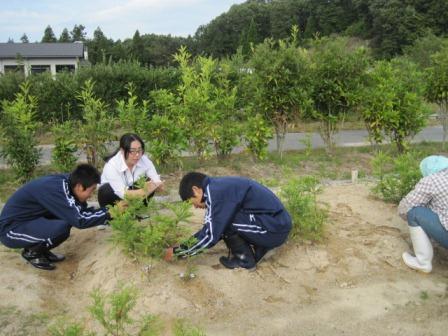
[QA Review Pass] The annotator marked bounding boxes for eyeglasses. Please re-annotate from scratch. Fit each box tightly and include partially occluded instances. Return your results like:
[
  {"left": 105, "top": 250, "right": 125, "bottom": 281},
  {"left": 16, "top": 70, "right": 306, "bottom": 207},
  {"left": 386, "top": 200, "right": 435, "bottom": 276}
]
[{"left": 129, "top": 148, "right": 144, "bottom": 155}]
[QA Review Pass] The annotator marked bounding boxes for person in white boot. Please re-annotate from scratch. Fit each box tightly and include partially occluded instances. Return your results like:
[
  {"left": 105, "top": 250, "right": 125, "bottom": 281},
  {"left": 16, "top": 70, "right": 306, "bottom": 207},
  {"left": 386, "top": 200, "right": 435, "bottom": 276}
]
[{"left": 398, "top": 155, "right": 448, "bottom": 273}]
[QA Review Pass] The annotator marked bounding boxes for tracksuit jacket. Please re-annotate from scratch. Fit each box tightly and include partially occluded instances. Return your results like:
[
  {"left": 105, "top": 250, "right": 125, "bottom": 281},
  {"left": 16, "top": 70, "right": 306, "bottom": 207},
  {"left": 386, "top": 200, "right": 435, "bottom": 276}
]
[
  {"left": 0, "top": 174, "right": 108, "bottom": 236},
  {"left": 175, "top": 176, "right": 291, "bottom": 257}
]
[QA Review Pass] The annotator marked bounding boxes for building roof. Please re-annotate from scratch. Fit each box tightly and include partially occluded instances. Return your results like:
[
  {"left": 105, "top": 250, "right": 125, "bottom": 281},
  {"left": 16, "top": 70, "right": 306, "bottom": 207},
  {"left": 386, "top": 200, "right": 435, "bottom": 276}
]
[{"left": 0, "top": 42, "right": 84, "bottom": 59}]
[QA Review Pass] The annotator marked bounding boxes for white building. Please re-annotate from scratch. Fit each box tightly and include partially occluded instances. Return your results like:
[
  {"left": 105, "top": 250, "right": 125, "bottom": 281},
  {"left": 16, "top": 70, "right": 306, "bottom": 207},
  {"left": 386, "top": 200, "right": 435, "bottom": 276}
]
[{"left": 0, "top": 42, "right": 88, "bottom": 77}]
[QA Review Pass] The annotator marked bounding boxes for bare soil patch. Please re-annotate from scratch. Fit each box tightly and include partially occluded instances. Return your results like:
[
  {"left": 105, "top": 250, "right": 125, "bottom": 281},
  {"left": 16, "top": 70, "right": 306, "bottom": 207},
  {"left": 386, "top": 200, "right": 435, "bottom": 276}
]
[{"left": 1, "top": 183, "right": 448, "bottom": 335}]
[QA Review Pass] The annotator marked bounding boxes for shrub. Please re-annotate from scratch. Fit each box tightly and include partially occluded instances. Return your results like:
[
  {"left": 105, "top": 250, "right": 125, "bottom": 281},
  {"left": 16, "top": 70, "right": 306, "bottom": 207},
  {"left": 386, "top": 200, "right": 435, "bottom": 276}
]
[
  {"left": 372, "top": 151, "right": 421, "bottom": 203},
  {"left": 108, "top": 196, "right": 193, "bottom": 259},
  {"left": 51, "top": 121, "right": 78, "bottom": 172},
  {"left": 243, "top": 113, "right": 273, "bottom": 161},
  {"left": 49, "top": 285, "right": 161, "bottom": 336},
  {"left": 0, "top": 81, "right": 40, "bottom": 182},
  {"left": 76, "top": 80, "right": 114, "bottom": 169},
  {"left": 280, "top": 176, "right": 327, "bottom": 241}
]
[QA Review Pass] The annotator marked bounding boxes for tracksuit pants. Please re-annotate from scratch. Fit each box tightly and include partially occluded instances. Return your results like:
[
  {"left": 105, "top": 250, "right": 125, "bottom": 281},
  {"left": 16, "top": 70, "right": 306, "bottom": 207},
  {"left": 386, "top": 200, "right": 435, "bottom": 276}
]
[{"left": 0, "top": 217, "right": 71, "bottom": 250}]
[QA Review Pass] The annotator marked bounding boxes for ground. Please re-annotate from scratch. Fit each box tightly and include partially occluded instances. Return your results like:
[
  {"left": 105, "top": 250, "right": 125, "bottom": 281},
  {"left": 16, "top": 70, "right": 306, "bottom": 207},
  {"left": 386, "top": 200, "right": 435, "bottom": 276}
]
[{"left": 1, "top": 182, "right": 448, "bottom": 335}]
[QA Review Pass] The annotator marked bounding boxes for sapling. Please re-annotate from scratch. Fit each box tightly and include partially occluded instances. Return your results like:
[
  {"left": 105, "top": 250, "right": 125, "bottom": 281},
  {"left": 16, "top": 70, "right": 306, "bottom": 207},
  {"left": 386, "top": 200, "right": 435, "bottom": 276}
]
[{"left": 280, "top": 176, "right": 327, "bottom": 241}]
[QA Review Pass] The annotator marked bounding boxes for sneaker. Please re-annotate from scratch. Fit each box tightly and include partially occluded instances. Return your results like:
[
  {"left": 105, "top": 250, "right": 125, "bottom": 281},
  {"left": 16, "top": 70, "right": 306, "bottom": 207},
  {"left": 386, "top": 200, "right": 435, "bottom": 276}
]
[
  {"left": 219, "top": 255, "right": 256, "bottom": 271},
  {"left": 21, "top": 249, "right": 56, "bottom": 271},
  {"left": 44, "top": 250, "right": 65, "bottom": 262}
]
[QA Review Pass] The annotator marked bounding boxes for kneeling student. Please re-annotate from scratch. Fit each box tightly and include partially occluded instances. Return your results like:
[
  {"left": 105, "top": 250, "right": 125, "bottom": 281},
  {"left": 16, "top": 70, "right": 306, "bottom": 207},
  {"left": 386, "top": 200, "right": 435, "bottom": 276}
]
[
  {"left": 0, "top": 164, "right": 110, "bottom": 271},
  {"left": 165, "top": 172, "right": 292, "bottom": 270}
]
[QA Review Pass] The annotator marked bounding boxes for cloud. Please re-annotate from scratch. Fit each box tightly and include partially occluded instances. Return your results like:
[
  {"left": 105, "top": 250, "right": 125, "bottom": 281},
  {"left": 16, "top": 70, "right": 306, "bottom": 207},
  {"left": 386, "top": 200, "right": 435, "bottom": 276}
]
[{"left": 90, "top": 0, "right": 202, "bottom": 23}]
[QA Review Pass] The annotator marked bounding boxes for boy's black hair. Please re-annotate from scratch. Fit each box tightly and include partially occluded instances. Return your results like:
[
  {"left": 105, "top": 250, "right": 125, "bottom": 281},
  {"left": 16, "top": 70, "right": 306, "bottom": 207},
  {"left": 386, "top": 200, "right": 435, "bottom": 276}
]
[
  {"left": 69, "top": 164, "right": 101, "bottom": 191},
  {"left": 104, "top": 133, "right": 145, "bottom": 162},
  {"left": 179, "top": 172, "right": 207, "bottom": 201}
]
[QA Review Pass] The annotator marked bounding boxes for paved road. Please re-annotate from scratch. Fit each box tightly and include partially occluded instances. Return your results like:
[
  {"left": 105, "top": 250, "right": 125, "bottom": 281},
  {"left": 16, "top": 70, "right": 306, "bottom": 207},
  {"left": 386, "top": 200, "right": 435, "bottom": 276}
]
[{"left": 0, "top": 126, "right": 444, "bottom": 168}]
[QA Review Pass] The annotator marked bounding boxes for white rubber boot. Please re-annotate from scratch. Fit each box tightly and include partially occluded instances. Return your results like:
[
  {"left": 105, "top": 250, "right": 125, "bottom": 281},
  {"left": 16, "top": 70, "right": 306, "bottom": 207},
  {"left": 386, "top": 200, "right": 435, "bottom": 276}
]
[{"left": 402, "top": 226, "right": 433, "bottom": 273}]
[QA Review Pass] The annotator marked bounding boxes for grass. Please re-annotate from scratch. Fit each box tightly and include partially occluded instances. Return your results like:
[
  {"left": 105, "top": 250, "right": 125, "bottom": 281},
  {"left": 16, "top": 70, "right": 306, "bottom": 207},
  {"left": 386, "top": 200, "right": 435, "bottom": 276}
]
[
  {"left": 0, "top": 306, "right": 50, "bottom": 336},
  {"left": 1, "top": 141, "right": 447, "bottom": 204}
]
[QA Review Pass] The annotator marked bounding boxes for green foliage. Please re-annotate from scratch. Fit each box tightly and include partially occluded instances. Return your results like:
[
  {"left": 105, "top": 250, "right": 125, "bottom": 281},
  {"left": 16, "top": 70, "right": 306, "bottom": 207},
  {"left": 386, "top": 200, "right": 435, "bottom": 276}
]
[
  {"left": 372, "top": 151, "right": 421, "bottom": 203},
  {"left": 108, "top": 197, "right": 193, "bottom": 259},
  {"left": 173, "top": 320, "right": 206, "bottom": 336},
  {"left": 173, "top": 47, "right": 241, "bottom": 160},
  {"left": 361, "top": 58, "right": 430, "bottom": 153},
  {"left": 403, "top": 32, "right": 448, "bottom": 69},
  {"left": 89, "top": 285, "right": 146, "bottom": 336},
  {"left": 51, "top": 121, "right": 78, "bottom": 172},
  {"left": 76, "top": 80, "right": 114, "bottom": 169},
  {"left": 280, "top": 176, "right": 327, "bottom": 241},
  {"left": 27, "top": 72, "right": 80, "bottom": 122},
  {"left": 48, "top": 319, "right": 93, "bottom": 336},
  {"left": 310, "top": 36, "right": 370, "bottom": 152},
  {"left": 50, "top": 286, "right": 160, "bottom": 336},
  {"left": 116, "top": 82, "right": 150, "bottom": 135},
  {"left": 425, "top": 45, "right": 448, "bottom": 148},
  {"left": 0, "top": 71, "right": 24, "bottom": 103},
  {"left": 146, "top": 89, "right": 188, "bottom": 167},
  {"left": 248, "top": 27, "right": 313, "bottom": 156},
  {"left": 76, "top": 61, "right": 179, "bottom": 109},
  {"left": 243, "top": 113, "right": 273, "bottom": 160},
  {"left": 0, "top": 81, "right": 41, "bottom": 182}
]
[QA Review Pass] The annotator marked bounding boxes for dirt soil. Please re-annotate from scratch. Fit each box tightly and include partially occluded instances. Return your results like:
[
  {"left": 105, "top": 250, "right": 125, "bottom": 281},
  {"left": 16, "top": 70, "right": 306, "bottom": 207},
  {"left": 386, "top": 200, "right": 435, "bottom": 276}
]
[{"left": 1, "top": 182, "right": 448, "bottom": 335}]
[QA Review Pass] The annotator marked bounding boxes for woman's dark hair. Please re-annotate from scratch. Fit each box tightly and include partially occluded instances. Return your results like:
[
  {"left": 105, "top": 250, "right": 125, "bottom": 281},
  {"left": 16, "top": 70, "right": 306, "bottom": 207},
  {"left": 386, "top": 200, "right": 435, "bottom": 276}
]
[
  {"left": 179, "top": 172, "right": 207, "bottom": 201},
  {"left": 104, "top": 133, "right": 145, "bottom": 162},
  {"left": 69, "top": 164, "right": 101, "bottom": 190}
]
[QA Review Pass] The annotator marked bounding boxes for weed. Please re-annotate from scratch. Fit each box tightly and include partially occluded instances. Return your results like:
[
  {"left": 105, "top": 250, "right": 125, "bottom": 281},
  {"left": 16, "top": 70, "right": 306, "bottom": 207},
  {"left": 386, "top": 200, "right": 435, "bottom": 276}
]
[
  {"left": 420, "top": 291, "right": 429, "bottom": 300},
  {"left": 280, "top": 176, "right": 327, "bottom": 241},
  {"left": 173, "top": 319, "right": 206, "bottom": 336},
  {"left": 49, "top": 285, "right": 163, "bottom": 336},
  {"left": 108, "top": 196, "right": 193, "bottom": 259},
  {"left": 372, "top": 151, "right": 421, "bottom": 203}
]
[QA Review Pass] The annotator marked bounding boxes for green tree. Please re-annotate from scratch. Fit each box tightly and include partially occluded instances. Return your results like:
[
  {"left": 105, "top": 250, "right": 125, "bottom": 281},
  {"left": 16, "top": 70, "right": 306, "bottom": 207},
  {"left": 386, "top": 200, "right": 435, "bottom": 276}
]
[
  {"left": 71, "top": 24, "right": 87, "bottom": 42},
  {"left": 0, "top": 82, "right": 40, "bottom": 182},
  {"left": 369, "top": 0, "right": 426, "bottom": 58},
  {"left": 249, "top": 27, "right": 312, "bottom": 156},
  {"left": 87, "top": 27, "right": 114, "bottom": 64},
  {"left": 425, "top": 46, "right": 448, "bottom": 148},
  {"left": 403, "top": 32, "right": 448, "bottom": 69},
  {"left": 76, "top": 80, "right": 114, "bottom": 168},
  {"left": 240, "top": 18, "right": 258, "bottom": 57},
  {"left": 131, "top": 30, "right": 145, "bottom": 64},
  {"left": 20, "top": 33, "right": 29, "bottom": 43},
  {"left": 310, "top": 36, "right": 369, "bottom": 152},
  {"left": 175, "top": 47, "right": 242, "bottom": 159},
  {"left": 42, "top": 25, "right": 57, "bottom": 42},
  {"left": 361, "top": 58, "right": 430, "bottom": 152},
  {"left": 59, "top": 28, "right": 71, "bottom": 42},
  {"left": 116, "top": 82, "right": 149, "bottom": 135}
]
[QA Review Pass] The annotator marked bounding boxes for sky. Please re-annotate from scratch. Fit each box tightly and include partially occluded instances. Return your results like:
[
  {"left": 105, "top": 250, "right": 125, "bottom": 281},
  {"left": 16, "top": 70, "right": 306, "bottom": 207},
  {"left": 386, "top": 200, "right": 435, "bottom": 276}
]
[{"left": 1, "top": 0, "right": 247, "bottom": 43}]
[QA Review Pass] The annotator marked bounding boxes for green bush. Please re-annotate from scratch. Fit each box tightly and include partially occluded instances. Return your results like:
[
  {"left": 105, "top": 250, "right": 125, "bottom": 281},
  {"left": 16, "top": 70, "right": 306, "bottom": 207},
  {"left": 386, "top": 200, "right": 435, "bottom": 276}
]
[
  {"left": 243, "top": 113, "right": 273, "bottom": 160},
  {"left": 280, "top": 176, "right": 327, "bottom": 241},
  {"left": 28, "top": 72, "right": 80, "bottom": 122},
  {"left": 0, "top": 71, "right": 24, "bottom": 103},
  {"left": 0, "top": 81, "right": 41, "bottom": 182},
  {"left": 49, "top": 285, "right": 161, "bottom": 336},
  {"left": 108, "top": 196, "right": 193, "bottom": 259},
  {"left": 51, "top": 121, "right": 78, "bottom": 172},
  {"left": 76, "top": 80, "right": 114, "bottom": 169},
  {"left": 49, "top": 285, "right": 205, "bottom": 336},
  {"left": 372, "top": 151, "right": 421, "bottom": 203},
  {"left": 76, "top": 61, "right": 180, "bottom": 113}
]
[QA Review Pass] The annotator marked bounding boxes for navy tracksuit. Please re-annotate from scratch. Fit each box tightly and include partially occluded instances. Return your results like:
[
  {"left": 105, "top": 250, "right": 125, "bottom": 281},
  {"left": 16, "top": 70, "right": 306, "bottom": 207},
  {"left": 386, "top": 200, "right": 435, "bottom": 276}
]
[
  {"left": 175, "top": 176, "right": 292, "bottom": 257},
  {"left": 0, "top": 174, "right": 108, "bottom": 250}
]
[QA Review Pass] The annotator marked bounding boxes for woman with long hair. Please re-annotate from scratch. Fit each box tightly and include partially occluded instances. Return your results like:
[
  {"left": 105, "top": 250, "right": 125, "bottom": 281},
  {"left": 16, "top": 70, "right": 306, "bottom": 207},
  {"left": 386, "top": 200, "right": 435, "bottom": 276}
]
[{"left": 98, "top": 133, "right": 163, "bottom": 208}]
